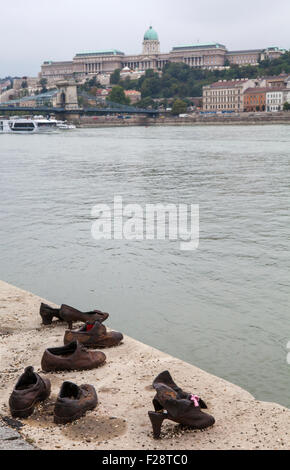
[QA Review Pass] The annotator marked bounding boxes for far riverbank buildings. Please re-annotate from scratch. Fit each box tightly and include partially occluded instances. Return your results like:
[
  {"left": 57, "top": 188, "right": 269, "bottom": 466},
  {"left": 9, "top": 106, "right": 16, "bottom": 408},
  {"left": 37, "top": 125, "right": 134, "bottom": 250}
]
[{"left": 40, "top": 26, "right": 285, "bottom": 84}]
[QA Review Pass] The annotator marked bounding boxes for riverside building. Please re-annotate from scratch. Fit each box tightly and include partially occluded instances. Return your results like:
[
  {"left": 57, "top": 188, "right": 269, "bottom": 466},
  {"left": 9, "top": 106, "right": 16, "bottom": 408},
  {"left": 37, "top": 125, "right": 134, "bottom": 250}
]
[
  {"left": 202, "top": 79, "right": 256, "bottom": 112},
  {"left": 203, "top": 75, "right": 290, "bottom": 112},
  {"left": 40, "top": 26, "right": 285, "bottom": 85}
]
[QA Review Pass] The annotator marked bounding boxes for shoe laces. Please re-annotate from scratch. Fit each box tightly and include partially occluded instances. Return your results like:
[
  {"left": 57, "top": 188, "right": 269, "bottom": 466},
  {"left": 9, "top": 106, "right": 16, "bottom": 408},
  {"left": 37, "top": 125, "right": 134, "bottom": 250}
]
[{"left": 190, "top": 395, "right": 200, "bottom": 407}]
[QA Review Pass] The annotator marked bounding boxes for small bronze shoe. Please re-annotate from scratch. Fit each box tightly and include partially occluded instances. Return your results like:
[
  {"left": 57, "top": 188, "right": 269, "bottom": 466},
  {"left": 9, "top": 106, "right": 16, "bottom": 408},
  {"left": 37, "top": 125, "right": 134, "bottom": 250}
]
[
  {"left": 64, "top": 321, "right": 123, "bottom": 349},
  {"left": 54, "top": 381, "right": 98, "bottom": 425},
  {"left": 41, "top": 340, "right": 106, "bottom": 372},
  {"left": 9, "top": 366, "right": 51, "bottom": 418},
  {"left": 40, "top": 303, "right": 63, "bottom": 325},
  {"left": 148, "top": 371, "right": 215, "bottom": 439},
  {"left": 59, "top": 304, "right": 109, "bottom": 329}
]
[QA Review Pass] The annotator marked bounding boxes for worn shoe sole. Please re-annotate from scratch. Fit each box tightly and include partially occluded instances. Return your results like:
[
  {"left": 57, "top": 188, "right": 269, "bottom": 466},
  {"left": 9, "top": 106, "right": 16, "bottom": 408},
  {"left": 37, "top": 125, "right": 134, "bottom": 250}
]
[
  {"left": 64, "top": 333, "right": 123, "bottom": 349},
  {"left": 54, "top": 402, "right": 97, "bottom": 425},
  {"left": 83, "top": 339, "right": 123, "bottom": 349},
  {"left": 42, "top": 358, "right": 106, "bottom": 373},
  {"left": 10, "top": 389, "right": 51, "bottom": 419}
]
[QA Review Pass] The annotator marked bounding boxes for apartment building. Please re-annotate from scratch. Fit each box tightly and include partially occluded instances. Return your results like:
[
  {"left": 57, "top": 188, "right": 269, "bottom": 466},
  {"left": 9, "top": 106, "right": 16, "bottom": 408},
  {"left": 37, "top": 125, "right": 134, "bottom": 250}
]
[
  {"left": 266, "top": 89, "right": 285, "bottom": 111},
  {"left": 244, "top": 87, "right": 267, "bottom": 112},
  {"left": 202, "top": 79, "right": 256, "bottom": 112}
]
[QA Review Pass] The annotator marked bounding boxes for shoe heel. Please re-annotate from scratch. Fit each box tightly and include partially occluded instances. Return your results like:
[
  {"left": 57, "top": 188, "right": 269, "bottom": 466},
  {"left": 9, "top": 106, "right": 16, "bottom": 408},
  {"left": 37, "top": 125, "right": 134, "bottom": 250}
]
[
  {"left": 40, "top": 303, "right": 59, "bottom": 325},
  {"left": 67, "top": 320, "right": 73, "bottom": 329},
  {"left": 148, "top": 411, "right": 165, "bottom": 439},
  {"left": 40, "top": 312, "right": 54, "bottom": 325}
]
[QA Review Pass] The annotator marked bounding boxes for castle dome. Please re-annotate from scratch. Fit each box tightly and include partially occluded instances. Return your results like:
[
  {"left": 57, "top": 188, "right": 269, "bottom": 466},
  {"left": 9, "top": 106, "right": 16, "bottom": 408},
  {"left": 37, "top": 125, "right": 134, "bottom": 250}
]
[{"left": 144, "top": 26, "right": 159, "bottom": 41}]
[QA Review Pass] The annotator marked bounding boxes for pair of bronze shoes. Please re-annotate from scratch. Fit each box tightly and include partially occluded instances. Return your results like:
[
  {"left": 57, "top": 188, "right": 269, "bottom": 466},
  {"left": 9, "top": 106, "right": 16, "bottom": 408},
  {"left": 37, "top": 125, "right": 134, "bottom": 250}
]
[
  {"left": 9, "top": 366, "right": 98, "bottom": 424},
  {"left": 40, "top": 303, "right": 109, "bottom": 329},
  {"left": 41, "top": 322, "right": 123, "bottom": 372},
  {"left": 9, "top": 367, "right": 97, "bottom": 424},
  {"left": 148, "top": 371, "right": 215, "bottom": 439},
  {"left": 40, "top": 303, "right": 123, "bottom": 349}
]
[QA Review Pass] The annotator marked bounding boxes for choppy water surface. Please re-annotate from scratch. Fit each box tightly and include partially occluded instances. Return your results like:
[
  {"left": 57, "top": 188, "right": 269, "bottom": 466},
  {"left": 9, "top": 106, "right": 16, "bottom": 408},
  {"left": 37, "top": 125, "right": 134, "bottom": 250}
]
[{"left": 0, "top": 125, "right": 289, "bottom": 407}]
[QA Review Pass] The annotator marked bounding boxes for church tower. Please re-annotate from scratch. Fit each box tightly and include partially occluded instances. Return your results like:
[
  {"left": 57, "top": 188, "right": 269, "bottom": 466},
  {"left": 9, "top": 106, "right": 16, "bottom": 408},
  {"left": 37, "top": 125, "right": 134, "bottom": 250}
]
[{"left": 142, "top": 26, "right": 160, "bottom": 55}]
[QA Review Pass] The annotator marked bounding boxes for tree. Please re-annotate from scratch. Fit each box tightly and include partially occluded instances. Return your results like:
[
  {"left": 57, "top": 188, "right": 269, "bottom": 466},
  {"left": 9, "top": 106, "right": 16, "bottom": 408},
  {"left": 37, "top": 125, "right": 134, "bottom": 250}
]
[
  {"left": 108, "top": 85, "right": 130, "bottom": 105},
  {"left": 110, "top": 69, "right": 121, "bottom": 85},
  {"left": 39, "top": 78, "right": 48, "bottom": 93},
  {"left": 136, "top": 96, "right": 156, "bottom": 109},
  {"left": 86, "top": 76, "right": 99, "bottom": 88},
  {"left": 283, "top": 101, "right": 290, "bottom": 111},
  {"left": 171, "top": 99, "right": 187, "bottom": 115}
]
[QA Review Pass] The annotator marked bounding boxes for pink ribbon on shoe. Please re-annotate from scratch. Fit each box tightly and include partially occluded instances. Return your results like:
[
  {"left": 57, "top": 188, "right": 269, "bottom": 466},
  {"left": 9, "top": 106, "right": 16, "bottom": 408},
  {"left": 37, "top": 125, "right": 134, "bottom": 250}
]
[{"left": 190, "top": 395, "right": 200, "bottom": 407}]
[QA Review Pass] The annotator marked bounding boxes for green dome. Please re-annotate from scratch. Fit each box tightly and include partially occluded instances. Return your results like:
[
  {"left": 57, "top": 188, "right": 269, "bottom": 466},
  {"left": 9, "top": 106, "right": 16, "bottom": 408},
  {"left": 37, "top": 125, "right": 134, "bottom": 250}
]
[{"left": 144, "top": 26, "right": 159, "bottom": 41}]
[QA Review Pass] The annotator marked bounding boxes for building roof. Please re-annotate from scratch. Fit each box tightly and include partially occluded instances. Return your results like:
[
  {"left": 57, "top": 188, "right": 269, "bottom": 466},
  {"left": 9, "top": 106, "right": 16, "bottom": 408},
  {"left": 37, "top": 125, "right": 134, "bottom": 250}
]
[
  {"left": 265, "top": 46, "right": 286, "bottom": 51},
  {"left": 205, "top": 79, "right": 250, "bottom": 89},
  {"left": 172, "top": 43, "right": 225, "bottom": 51},
  {"left": 265, "top": 87, "right": 287, "bottom": 92},
  {"left": 227, "top": 49, "right": 262, "bottom": 55},
  {"left": 75, "top": 50, "right": 125, "bottom": 57},
  {"left": 144, "top": 26, "right": 159, "bottom": 41},
  {"left": 124, "top": 90, "right": 141, "bottom": 94},
  {"left": 244, "top": 87, "right": 268, "bottom": 94}
]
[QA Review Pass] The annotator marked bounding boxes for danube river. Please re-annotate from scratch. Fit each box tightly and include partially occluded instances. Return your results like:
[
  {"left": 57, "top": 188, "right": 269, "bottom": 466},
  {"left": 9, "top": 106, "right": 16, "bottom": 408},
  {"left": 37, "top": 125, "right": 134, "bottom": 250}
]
[{"left": 0, "top": 125, "right": 289, "bottom": 407}]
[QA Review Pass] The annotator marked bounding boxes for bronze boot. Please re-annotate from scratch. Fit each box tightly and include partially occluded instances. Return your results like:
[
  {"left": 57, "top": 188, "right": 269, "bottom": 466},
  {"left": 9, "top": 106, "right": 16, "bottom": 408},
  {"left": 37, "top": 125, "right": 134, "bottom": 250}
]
[
  {"left": 59, "top": 304, "right": 109, "bottom": 329},
  {"left": 64, "top": 321, "right": 123, "bottom": 349},
  {"left": 54, "top": 381, "right": 98, "bottom": 425},
  {"left": 41, "top": 340, "right": 106, "bottom": 372},
  {"left": 9, "top": 366, "right": 51, "bottom": 418},
  {"left": 148, "top": 371, "right": 215, "bottom": 439}
]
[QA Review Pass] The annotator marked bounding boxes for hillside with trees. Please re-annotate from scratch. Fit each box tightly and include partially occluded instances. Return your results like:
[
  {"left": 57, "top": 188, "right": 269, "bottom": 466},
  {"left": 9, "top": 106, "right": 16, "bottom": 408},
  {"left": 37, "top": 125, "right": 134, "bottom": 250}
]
[{"left": 109, "top": 51, "right": 290, "bottom": 106}]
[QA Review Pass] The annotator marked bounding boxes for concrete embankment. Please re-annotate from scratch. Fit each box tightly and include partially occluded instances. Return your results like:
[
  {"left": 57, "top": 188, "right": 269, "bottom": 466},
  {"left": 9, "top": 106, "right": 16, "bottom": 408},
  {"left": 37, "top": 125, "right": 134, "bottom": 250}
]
[
  {"left": 0, "top": 280, "right": 289, "bottom": 450},
  {"left": 75, "top": 111, "right": 290, "bottom": 128}
]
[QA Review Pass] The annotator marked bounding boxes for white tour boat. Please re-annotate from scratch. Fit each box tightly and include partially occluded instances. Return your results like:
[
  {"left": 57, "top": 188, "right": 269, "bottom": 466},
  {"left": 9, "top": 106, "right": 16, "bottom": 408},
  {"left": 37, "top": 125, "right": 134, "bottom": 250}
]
[{"left": 0, "top": 117, "right": 58, "bottom": 134}]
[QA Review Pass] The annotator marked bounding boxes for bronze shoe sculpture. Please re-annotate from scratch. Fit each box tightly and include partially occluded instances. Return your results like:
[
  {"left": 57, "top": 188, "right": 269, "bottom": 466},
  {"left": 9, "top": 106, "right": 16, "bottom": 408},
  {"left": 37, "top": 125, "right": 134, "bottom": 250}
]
[
  {"left": 148, "top": 370, "right": 215, "bottom": 439},
  {"left": 40, "top": 302, "right": 63, "bottom": 325},
  {"left": 41, "top": 340, "right": 106, "bottom": 372},
  {"left": 9, "top": 366, "right": 51, "bottom": 419},
  {"left": 54, "top": 381, "right": 98, "bottom": 424},
  {"left": 39, "top": 302, "right": 109, "bottom": 328},
  {"left": 64, "top": 321, "right": 123, "bottom": 349}
]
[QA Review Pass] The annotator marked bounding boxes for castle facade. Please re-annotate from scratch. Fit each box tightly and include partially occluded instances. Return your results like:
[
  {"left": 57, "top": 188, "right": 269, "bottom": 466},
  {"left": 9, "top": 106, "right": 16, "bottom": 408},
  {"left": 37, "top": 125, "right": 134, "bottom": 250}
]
[{"left": 40, "top": 26, "right": 285, "bottom": 84}]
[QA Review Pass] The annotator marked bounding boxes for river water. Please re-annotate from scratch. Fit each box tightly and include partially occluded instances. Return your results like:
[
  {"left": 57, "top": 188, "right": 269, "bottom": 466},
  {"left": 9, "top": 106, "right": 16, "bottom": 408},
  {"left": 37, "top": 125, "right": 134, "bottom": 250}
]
[{"left": 0, "top": 125, "right": 289, "bottom": 407}]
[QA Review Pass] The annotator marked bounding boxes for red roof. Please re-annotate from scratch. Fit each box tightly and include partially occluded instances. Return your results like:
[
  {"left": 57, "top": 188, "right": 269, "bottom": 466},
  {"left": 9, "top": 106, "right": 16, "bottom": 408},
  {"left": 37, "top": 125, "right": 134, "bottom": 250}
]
[{"left": 124, "top": 90, "right": 141, "bottom": 95}]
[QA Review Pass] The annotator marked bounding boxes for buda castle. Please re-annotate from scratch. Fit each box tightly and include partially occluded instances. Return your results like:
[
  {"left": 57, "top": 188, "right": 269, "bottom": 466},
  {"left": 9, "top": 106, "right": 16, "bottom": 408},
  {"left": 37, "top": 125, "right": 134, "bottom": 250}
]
[{"left": 40, "top": 26, "right": 285, "bottom": 84}]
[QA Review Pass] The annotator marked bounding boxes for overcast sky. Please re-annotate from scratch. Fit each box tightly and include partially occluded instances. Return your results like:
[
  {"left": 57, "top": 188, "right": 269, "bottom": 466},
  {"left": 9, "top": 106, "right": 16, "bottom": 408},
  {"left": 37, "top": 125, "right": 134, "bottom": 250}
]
[{"left": 1, "top": 0, "right": 290, "bottom": 77}]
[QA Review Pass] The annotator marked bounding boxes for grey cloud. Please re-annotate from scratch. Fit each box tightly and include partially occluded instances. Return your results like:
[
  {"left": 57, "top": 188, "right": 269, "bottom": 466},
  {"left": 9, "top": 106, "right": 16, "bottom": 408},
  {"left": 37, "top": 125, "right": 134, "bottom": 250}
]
[{"left": 1, "top": 0, "right": 289, "bottom": 77}]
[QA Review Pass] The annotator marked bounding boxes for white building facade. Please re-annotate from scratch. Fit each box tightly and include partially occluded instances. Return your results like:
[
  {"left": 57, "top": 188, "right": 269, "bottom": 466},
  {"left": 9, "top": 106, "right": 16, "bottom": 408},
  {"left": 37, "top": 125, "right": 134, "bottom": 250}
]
[{"left": 266, "top": 89, "right": 285, "bottom": 112}]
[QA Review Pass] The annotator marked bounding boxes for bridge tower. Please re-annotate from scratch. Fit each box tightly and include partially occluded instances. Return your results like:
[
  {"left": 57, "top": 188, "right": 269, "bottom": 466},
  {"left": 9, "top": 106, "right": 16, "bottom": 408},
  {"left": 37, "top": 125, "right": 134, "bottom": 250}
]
[{"left": 54, "top": 80, "right": 79, "bottom": 110}]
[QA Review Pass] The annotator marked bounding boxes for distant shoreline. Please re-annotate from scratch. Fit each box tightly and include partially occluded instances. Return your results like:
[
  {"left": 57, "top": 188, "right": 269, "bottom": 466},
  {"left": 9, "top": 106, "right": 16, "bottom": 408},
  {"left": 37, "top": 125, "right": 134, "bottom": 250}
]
[
  {"left": 76, "top": 112, "right": 290, "bottom": 128},
  {"left": 78, "top": 120, "right": 290, "bottom": 128}
]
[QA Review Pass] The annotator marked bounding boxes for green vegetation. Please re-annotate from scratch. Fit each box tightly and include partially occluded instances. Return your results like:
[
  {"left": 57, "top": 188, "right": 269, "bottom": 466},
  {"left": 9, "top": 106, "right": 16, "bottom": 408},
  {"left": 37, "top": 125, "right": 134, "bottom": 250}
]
[
  {"left": 107, "top": 85, "right": 130, "bottom": 105},
  {"left": 39, "top": 78, "right": 48, "bottom": 93},
  {"left": 171, "top": 99, "right": 187, "bottom": 115},
  {"left": 110, "top": 69, "right": 121, "bottom": 85},
  {"left": 283, "top": 101, "right": 290, "bottom": 111},
  {"left": 108, "top": 51, "right": 290, "bottom": 105}
]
